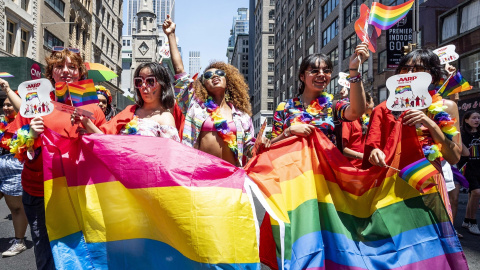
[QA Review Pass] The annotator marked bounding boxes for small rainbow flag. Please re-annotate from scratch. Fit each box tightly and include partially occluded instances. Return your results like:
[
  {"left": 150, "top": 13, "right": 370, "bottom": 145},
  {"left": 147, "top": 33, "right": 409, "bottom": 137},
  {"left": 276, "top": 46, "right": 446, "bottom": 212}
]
[
  {"left": 471, "top": 145, "right": 479, "bottom": 158},
  {"left": 395, "top": 85, "right": 412, "bottom": 94},
  {"left": 0, "top": 72, "right": 14, "bottom": 78},
  {"left": 25, "top": 92, "right": 39, "bottom": 101},
  {"left": 54, "top": 82, "right": 70, "bottom": 104},
  {"left": 437, "top": 71, "right": 473, "bottom": 97},
  {"left": 399, "top": 158, "right": 438, "bottom": 193},
  {"left": 369, "top": 0, "right": 415, "bottom": 30},
  {"left": 67, "top": 79, "right": 98, "bottom": 106}
]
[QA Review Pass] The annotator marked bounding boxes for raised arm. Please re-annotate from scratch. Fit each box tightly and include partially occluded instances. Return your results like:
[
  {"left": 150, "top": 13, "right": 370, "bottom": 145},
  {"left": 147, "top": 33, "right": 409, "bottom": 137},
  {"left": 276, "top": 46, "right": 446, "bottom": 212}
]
[
  {"left": 163, "top": 14, "right": 184, "bottom": 74},
  {"left": 0, "top": 79, "right": 22, "bottom": 112}
]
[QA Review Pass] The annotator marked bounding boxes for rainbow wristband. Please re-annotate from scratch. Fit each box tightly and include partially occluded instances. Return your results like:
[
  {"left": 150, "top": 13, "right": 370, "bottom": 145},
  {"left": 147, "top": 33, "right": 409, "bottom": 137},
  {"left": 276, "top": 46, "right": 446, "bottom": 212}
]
[{"left": 347, "top": 74, "right": 362, "bottom": 83}]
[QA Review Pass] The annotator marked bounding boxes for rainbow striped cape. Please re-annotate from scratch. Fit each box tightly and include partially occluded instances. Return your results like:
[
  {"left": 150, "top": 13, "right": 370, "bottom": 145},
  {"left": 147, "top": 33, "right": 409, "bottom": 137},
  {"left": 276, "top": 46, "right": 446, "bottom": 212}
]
[
  {"left": 42, "top": 129, "right": 260, "bottom": 269},
  {"left": 245, "top": 120, "right": 467, "bottom": 270}
]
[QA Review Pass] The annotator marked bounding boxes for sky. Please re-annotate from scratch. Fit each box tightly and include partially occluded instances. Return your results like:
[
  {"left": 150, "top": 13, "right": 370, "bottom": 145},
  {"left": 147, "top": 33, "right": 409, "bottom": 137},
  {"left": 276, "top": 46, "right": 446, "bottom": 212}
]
[{"left": 174, "top": 0, "right": 249, "bottom": 72}]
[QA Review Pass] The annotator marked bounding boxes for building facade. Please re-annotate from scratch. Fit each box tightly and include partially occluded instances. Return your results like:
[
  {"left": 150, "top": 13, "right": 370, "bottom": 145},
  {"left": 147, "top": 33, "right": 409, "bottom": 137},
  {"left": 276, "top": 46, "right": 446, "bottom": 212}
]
[
  {"left": 124, "top": 0, "right": 174, "bottom": 36},
  {"left": 250, "top": 0, "right": 275, "bottom": 135},
  {"left": 188, "top": 51, "right": 201, "bottom": 75},
  {"left": 227, "top": 7, "right": 249, "bottom": 63}
]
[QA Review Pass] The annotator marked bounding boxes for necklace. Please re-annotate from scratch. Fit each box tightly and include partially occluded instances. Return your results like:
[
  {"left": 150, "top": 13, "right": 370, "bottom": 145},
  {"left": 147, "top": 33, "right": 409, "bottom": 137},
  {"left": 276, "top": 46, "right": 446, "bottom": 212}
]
[
  {"left": 204, "top": 96, "right": 238, "bottom": 156},
  {"left": 292, "top": 92, "right": 333, "bottom": 125}
]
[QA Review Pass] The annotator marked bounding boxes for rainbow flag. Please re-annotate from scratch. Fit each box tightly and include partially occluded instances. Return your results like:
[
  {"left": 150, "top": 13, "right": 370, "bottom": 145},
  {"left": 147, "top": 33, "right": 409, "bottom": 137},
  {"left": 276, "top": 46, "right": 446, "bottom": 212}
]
[
  {"left": 245, "top": 121, "right": 467, "bottom": 270},
  {"left": 395, "top": 85, "right": 412, "bottom": 94},
  {"left": 55, "top": 82, "right": 70, "bottom": 104},
  {"left": 470, "top": 144, "right": 479, "bottom": 158},
  {"left": 437, "top": 72, "right": 473, "bottom": 97},
  {"left": 42, "top": 129, "right": 260, "bottom": 269},
  {"left": 0, "top": 72, "right": 14, "bottom": 78},
  {"left": 67, "top": 79, "right": 99, "bottom": 106},
  {"left": 25, "top": 92, "right": 39, "bottom": 101},
  {"left": 369, "top": 0, "right": 415, "bottom": 30},
  {"left": 399, "top": 158, "right": 438, "bottom": 193}
]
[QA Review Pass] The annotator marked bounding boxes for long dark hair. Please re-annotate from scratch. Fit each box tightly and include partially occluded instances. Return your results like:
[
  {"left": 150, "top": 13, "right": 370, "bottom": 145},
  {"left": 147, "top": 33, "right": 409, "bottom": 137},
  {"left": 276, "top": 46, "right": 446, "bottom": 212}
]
[
  {"left": 133, "top": 62, "right": 174, "bottom": 109},
  {"left": 461, "top": 110, "right": 480, "bottom": 135},
  {"left": 298, "top": 54, "right": 333, "bottom": 96},
  {"left": 395, "top": 49, "right": 447, "bottom": 85}
]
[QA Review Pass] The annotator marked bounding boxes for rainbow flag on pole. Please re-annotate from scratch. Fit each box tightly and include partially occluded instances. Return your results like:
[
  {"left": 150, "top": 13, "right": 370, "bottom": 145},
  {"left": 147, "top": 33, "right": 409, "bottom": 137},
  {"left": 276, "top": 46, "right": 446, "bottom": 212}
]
[
  {"left": 54, "top": 79, "right": 98, "bottom": 107},
  {"left": 55, "top": 82, "right": 70, "bottom": 104},
  {"left": 399, "top": 158, "right": 438, "bottom": 193},
  {"left": 0, "top": 72, "right": 14, "bottom": 78},
  {"left": 42, "top": 129, "right": 260, "bottom": 269},
  {"left": 245, "top": 121, "right": 467, "bottom": 270},
  {"left": 369, "top": 0, "right": 415, "bottom": 30},
  {"left": 25, "top": 92, "right": 39, "bottom": 101},
  {"left": 437, "top": 71, "right": 473, "bottom": 97}
]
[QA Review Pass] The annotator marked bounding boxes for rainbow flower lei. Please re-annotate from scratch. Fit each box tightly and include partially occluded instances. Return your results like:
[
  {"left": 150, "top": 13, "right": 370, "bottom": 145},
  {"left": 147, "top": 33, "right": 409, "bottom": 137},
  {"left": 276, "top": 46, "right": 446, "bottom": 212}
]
[
  {"left": 417, "top": 93, "right": 459, "bottom": 161},
  {"left": 8, "top": 124, "right": 35, "bottom": 161},
  {"left": 204, "top": 96, "right": 238, "bottom": 156},
  {"left": 0, "top": 116, "right": 10, "bottom": 141},
  {"left": 291, "top": 92, "right": 334, "bottom": 125},
  {"left": 123, "top": 116, "right": 139, "bottom": 135}
]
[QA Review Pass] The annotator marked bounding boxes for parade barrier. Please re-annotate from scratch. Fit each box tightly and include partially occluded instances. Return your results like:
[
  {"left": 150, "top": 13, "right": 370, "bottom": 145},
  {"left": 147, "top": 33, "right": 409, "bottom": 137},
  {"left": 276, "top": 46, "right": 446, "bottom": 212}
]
[
  {"left": 42, "top": 129, "right": 260, "bottom": 269},
  {"left": 245, "top": 119, "right": 468, "bottom": 270}
]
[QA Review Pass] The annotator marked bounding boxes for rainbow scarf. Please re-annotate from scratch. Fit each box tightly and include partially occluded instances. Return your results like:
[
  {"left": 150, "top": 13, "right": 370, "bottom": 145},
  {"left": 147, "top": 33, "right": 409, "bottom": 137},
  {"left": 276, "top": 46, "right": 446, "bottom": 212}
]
[
  {"left": 394, "top": 85, "right": 412, "bottom": 94},
  {"left": 399, "top": 158, "right": 438, "bottom": 193},
  {"left": 245, "top": 126, "right": 467, "bottom": 270},
  {"left": 369, "top": 0, "right": 415, "bottom": 30},
  {"left": 42, "top": 129, "right": 260, "bottom": 269},
  {"left": 204, "top": 96, "right": 238, "bottom": 156},
  {"left": 25, "top": 92, "right": 39, "bottom": 101},
  {"left": 437, "top": 72, "right": 473, "bottom": 97},
  {"left": 55, "top": 79, "right": 98, "bottom": 106}
]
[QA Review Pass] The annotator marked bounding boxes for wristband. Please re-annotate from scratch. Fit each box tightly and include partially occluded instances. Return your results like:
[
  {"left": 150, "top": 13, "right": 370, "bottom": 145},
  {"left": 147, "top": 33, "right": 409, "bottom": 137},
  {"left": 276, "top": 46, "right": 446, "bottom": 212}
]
[{"left": 347, "top": 73, "right": 362, "bottom": 83}]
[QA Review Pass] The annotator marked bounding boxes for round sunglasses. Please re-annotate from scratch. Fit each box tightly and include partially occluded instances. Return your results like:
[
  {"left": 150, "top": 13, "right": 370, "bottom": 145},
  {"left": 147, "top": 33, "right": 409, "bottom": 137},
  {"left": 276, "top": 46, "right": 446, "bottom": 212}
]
[
  {"left": 134, "top": 76, "right": 157, "bottom": 88},
  {"left": 202, "top": 69, "right": 226, "bottom": 81}
]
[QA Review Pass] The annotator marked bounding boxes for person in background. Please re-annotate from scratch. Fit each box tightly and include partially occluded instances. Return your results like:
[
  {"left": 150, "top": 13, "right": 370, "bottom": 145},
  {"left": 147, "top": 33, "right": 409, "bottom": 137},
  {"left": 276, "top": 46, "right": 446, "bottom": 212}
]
[
  {"left": 0, "top": 97, "right": 28, "bottom": 257},
  {"left": 342, "top": 92, "right": 374, "bottom": 167},
  {"left": 96, "top": 85, "right": 116, "bottom": 121},
  {"left": 0, "top": 78, "right": 22, "bottom": 112}
]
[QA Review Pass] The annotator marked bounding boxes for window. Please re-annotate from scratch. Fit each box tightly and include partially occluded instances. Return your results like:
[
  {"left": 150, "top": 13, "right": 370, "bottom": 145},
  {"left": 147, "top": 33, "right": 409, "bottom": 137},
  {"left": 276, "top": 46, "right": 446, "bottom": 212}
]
[
  {"left": 296, "top": 0, "right": 303, "bottom": 9},
  {"left": 268, "top": 49, "right": 274, "bottom": 59},
  {"left": 127, "top": 40, "right": 130, "bottom": 46},
  {"left": 322, "top": 0, "right": 338, "bottom": 20},
  {"left": 288, "top": 66, "right": 293, "bottom": 79},
  {"left": 269, "top": 23, "right": 275, "bottom": 32},
  {"left": 123, "top": 39, "right": 126, "bottom": 46},
  {"left": 328, "top": 47, "right": 338, "bottom": 66},
  {"left": 268, "top": 62, "right": 274, "bottom": 72},
  {"left": 270, "top": 0, "right": 275, "bottom": 6},
  {"left": 306, "top": 0, "right": 315, "bottom": 16},
  {"left": 344, "top": 33, "right": 359, "bottom": 59},
  {"left": 288, "top": 27, "right": 294, "bottom": 41},
  {"left": 6, "top": 20, "right": 15, "bottom": 54},
  {"left": 459, "top": 52, "right": 480, "bottom": 84},
  {"left": 322, "top": 18, "right": 338, "bottom": 46},
  {"left": 297, "top": 56, "right": 303, "bottom": 68},
  {"left": 45, "top": 0, "right": 65, "bottom": 16},
  {"left": 441, "top": 13, "right": 457, "bottom": 41},
  {"left": 268, "top": 102, "right": 274, "bottom": 110},
  {"left": 378, "top": 50, "right": 387, "bottom": 73},
  {"left": 296, "top": 13, "right": 303, "bottom": 30},
  {"left": 21, "top": 0, "right": 29, "bottom": 10},
  {"left": 344, "top": 0, "right": 364, "bottom": 26},
  {"left": 269, "top": 10, "right": 275, "bottom": 20},
  {"left": 267, "top": 117, "right": 273, "bottom": 126},
  {"left": 296, "top": 33, "right": 303, "bottom": 50},
  {"left": 268, "top": 76, "right": 274, "bottom": 84},
  {"left": 268, "top": 88, "right": 274, "bottom": 97},
  {"left": 281, "top": 20, "right": 286, "bottom": 34},
  {"left": 378, "top": 86, "right": 387, "bottom": 103},
  {"left": 326, "top": 76, "right": 338, "bottom": 94},
  {"left": 281, "top": 56, "right": 286, "bottom": 68},
  {"left": 44, "top": 29, "right": 64, "bottom": 48},
  {"left": 306, "top": 19, "right": 315, "bottom": 39},
  {"left": 460, "top": 0, "right": 480, "bottom": 33},
  {"left": 268, "top": 36, "right": 274, "bottom": 45},
  {"left": 288, "top": 46, "right": 294, "bottom": 60},
  {"left": 288, "top": 8, "right": 294, "bottom": 22},
  {"left": 308, "top": 44, "right": 314, "bottom": 55}
]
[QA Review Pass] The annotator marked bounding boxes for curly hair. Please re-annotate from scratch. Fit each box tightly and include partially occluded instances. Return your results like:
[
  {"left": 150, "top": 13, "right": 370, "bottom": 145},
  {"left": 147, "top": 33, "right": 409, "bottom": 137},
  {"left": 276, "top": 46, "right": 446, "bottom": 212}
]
[
  {"left": 192, "top": 62, "right": 252, "bottom": 116},
  {"left": 45, "top": 49, "right": 87, "bottom": 85}
]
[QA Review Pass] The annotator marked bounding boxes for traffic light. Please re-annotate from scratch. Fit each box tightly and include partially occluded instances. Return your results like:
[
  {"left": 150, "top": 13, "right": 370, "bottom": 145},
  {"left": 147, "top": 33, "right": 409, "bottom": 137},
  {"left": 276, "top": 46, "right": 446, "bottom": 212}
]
[{"left": 402, "top": 43, "right": 417, "bottom": 55}]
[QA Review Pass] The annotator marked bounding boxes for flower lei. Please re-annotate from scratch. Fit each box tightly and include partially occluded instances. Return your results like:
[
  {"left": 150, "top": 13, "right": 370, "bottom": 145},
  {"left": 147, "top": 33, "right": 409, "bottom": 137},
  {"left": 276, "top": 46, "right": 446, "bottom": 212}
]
[
  {"left": 8, "top": 124, "right": 35, "bottom": 161},
  {"left": 123, "top": 116, "right": 139, "bottom": 135},
  {"left": 291, "top": 92, "right": 334, "bottom": 125},
  {"left": 0, "top": 116, "right": 11, "bottom": 141},
  {"left": 361, "top": 114, "right": 370, "bottom": 126},
  {"left": 417, "top": 93, "right": 459, "bottom": 161},
  {"left": 204, "top": 96, "right": 238, "bottom": 156}
]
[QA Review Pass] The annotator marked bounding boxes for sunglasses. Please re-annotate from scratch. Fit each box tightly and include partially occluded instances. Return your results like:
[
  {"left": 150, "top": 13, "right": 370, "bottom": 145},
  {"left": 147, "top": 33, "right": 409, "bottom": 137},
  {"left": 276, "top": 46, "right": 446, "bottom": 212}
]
[
  {"left": 203, "top": 69, "right": 226, "bottom": 80},
  {"left": 52, "top": 46, "right": 80, "bottom": 54},
  {"left": 398, "top": 65, "right": 426, "bottom": 74},
  {"left": 134, "top": 76, "right": 157, "bottom": 88},
  {"left": 307, "top": 69, "right": 332, "bottom": 75}
]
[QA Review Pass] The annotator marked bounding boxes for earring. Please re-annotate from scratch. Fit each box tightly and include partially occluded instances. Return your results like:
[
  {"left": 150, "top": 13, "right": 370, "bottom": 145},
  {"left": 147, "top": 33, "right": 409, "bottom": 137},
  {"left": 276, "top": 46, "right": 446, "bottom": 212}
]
[{"left": 225, "top": 90, "right": 231, "bottom": 102}]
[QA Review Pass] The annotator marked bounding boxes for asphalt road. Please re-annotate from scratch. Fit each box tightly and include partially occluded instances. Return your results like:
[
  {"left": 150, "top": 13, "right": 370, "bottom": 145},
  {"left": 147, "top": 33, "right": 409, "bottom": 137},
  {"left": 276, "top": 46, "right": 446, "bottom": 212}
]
[{"left": 0, "top": 192, "right": 478, "bottom": 270}]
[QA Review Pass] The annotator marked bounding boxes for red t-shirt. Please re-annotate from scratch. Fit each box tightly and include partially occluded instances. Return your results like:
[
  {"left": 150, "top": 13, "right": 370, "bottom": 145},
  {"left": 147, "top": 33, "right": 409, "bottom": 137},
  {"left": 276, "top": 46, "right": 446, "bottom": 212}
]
[
  {"left": 342, "top": 119, "right": 365, "bottom": 167},
  {"left": 99, "top": 103, "right": 185, "bottom": 138},
  {"left": 5, "top": 104, "right": 106, "bottom": 197}
]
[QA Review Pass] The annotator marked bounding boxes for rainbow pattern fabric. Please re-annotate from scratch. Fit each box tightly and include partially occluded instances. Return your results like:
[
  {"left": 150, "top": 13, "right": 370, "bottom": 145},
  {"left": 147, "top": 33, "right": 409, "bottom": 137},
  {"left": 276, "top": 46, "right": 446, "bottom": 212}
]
[
  {"left": 54, "top": 82, "right": 70, "bottom": 104},
  {"left": 42, "top": 129, "right": 260, "bottom": 270},
  {"left": 25, "top": 92, "right": 39, "bottom": 101},
  {"left": 0, "top": 72, "right": 14, "bottom": 78},
  {"left": 395, "top": 85, "right": 412, "bottom": 94},
  {"left": 437, "top": 72, "right": 473, "bottom": 97},
  {"left": 399, "top": 158, "right": 438, "bottom": 193},
  {"left": 54, "top": 79, "right": 98, "bottom": 106},
  {"left": 245, "top": 120, "right": 467, "bottom": 270},
  {"left": 369, "top": 0, "right": 415, "bottom": 30},
  {"left": 471, "top": 145, "right": 479, "bottom": 158}
]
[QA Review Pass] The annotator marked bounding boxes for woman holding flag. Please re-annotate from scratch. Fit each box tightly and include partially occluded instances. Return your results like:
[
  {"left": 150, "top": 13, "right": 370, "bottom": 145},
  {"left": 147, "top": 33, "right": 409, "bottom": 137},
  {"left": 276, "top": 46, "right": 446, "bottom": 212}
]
[
  {"left": 163, "top": 16, "right": 256, "bottom": 167},
  {"left": 4, "top": 48, "right": 106, "bottom": 269}
]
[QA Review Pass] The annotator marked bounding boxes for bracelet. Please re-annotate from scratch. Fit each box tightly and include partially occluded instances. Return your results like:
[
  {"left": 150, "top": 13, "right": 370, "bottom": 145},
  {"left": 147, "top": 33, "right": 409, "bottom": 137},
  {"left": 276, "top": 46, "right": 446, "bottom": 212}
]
[{"left": 347, "top": 73, "right": 362, "bottom": 83}]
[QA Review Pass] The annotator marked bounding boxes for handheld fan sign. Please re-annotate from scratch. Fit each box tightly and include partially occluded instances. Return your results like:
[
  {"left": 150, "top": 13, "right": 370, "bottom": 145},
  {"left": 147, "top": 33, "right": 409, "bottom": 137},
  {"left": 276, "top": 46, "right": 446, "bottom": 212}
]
[
  {"left": 338, "top": 72, "right": 351, "bottom": 88},
  {"left": 386, "top": 72, "right": 432, "bottom": 111},
  {"left": 433, "top": 45, "right": 459, "bottom": 65},
  {"left": 18, "top": 79, "right": 54, "bottom": 118}
]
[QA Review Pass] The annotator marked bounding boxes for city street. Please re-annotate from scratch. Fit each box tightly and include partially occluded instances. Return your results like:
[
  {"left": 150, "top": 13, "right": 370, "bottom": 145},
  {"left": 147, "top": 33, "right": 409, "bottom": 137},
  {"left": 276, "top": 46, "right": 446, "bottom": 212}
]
[{"left": 0, "top": 191, "right": 478, "bottom": 269}]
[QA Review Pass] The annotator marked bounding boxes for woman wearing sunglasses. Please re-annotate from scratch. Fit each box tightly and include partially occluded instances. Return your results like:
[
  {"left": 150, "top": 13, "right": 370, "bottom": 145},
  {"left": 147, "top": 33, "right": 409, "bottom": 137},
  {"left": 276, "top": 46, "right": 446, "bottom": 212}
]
[
  {"left": 270, "top": 45, "right": 369, "bottom": 147},
  {"left": 163, "top": 16, "right": 255, "bottom": 167},
  {"left": 4, "top": 47, "right": 106, "bottom": 269},
  {"left": 76, "top": 62, "right": 183, "bottom": 141}
]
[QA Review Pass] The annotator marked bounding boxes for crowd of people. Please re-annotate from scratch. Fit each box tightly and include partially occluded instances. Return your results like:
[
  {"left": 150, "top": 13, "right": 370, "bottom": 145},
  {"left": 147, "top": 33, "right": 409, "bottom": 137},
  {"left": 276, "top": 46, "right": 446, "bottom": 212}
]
[{"left": 0, "top": 15, "right": 478, "bottom": 269}]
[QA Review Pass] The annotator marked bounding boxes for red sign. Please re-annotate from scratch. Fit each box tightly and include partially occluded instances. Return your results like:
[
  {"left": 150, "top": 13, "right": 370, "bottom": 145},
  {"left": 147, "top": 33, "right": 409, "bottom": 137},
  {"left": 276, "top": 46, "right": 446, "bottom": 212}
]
[{"left": 31, "top": 63, "right": 41, "bottom": 80}]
